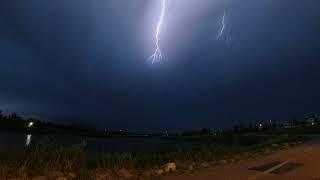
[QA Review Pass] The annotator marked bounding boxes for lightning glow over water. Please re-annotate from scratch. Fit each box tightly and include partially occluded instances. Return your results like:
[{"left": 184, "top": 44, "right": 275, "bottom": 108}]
[{"left": 149, "top": 0, "right": 166, "bottom": 64}]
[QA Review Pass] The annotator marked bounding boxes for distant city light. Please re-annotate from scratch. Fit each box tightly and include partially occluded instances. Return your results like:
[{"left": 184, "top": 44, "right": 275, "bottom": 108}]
[{"left": 28, "top": 122, "right": 34, "bottom": 128}]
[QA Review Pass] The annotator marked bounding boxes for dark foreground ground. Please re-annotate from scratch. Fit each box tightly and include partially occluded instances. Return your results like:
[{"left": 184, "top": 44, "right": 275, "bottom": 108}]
[
  {"left": 165, "top": 136, "right": 320, "bottom": 180},
  {"left": 0, "top": 134, "right": 310, "bottom": 179}
]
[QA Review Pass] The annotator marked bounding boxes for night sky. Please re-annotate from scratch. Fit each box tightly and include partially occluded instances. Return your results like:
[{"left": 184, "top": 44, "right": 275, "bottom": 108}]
[{"left": 0, "top": 0, "right": 319, "bottom": 130}]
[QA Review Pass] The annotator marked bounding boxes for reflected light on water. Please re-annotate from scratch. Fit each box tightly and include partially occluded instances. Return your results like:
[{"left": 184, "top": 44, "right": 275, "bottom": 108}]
[{"left": 25, "top": 134, "right": 32, "bottom": 146}]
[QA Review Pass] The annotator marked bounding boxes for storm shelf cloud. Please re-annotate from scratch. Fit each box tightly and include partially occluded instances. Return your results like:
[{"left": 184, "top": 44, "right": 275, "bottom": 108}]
[{"left": 0, "top": 0, "right": 319, "bottom": 130}]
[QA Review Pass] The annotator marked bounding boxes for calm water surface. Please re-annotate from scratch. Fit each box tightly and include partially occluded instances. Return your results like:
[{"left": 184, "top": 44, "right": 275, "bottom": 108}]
[{"left": 0, "top": 132, "right": 202, "bottom": 153}]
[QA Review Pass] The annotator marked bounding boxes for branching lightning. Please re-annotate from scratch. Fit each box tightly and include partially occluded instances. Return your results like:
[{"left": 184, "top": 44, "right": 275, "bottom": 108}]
[
  {"left": 149, "top": 0, "right": 166, "bottom": 64},
  {"left": 217, "top": 10, "right": 226, "bottom": 39}
]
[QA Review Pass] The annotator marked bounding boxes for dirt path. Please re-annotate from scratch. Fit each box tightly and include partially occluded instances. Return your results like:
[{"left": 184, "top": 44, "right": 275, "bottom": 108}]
[{"left": 163, "top": 138, "right": 320, "bottom": 180}]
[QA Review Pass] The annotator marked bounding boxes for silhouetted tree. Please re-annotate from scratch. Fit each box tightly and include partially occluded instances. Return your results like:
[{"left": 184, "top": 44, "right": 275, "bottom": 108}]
[
  {"left": 291, "top": 117, "right": 300, "bottom": 126},
  {"left": 247, "top": 123, "right": 254, "bottom": 131},
  {"left": 8, "top": 112, "right": 22, "bottom": 121},
  {"left": 201, "top": 128, "right": 212, "bottom": 135},
  {"left": 0, "top": 110, "right": 3, "bottom": 120}
]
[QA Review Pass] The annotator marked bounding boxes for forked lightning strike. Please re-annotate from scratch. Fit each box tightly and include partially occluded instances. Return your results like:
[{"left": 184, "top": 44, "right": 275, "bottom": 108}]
[
  {"left": 217, "top": 10, "right": 226, "bottom": 39},
  {"left": 149, "top": 0, "right": 166, "bottom": 64}
]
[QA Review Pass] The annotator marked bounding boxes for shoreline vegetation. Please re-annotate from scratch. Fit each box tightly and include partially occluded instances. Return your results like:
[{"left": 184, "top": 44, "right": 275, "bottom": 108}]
[{"left": 1, "top": 110, "right": 320, "bottom": 139}]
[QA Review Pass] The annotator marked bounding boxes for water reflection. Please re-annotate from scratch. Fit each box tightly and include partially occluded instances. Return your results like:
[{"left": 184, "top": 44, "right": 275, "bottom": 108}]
[
  {"left": 25, "top": 134, "right": 32, "bottom": 146},
  {"left": 0, "top": 133, "right": 203, "bottom": 153}
]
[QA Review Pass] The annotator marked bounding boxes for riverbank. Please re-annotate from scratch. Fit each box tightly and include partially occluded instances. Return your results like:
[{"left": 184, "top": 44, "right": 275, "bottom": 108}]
[{"left": 0, "top": 135, "right": 310, "bottom": 179}]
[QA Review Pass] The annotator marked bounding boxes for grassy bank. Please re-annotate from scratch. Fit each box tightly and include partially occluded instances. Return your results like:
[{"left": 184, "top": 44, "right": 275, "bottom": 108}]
[{"left": 0, "top": 135, "right": 310, "bottom": 179}]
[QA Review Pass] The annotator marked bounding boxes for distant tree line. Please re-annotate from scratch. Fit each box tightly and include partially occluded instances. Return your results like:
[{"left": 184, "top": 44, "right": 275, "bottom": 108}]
[
  {"left": 174, "top": 114, "right": 320, "bottom": 136},
  {"left": 232, "top": 114, "right": 320, "bottom": 134},
  {"left": 181, "top": 128, "right": 225, "bottom": 136},
  {"left": 0, "top": 110, "right": 106, "bottom": 136},
  {"left": 0, "top": 110, "right": 168, "bottom": 137},
  {"left": 2, "top": 109, "right": 320, "bottom": 137},
  {"left": 285, "top": 114, "right": 320, "bottom": 128}
]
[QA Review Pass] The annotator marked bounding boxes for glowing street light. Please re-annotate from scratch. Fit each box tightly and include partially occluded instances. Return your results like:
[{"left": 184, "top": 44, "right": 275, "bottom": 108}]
[{"left": 28, "top": 122, "right": 34, "bottom": 128}]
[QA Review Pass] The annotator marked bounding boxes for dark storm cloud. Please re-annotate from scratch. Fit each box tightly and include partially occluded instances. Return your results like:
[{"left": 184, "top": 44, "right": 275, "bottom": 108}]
[{"left": 0, "top": 0, "right": 319, "bottom": 130}]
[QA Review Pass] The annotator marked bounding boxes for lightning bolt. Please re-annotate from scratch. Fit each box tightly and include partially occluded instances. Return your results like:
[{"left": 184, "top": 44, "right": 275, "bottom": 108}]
[
  {"left": 149, "top": 0, "right": 166, "bottom": 64},
  {"left": 217, "top": 10, "right": 226, "bottom": 39}
]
